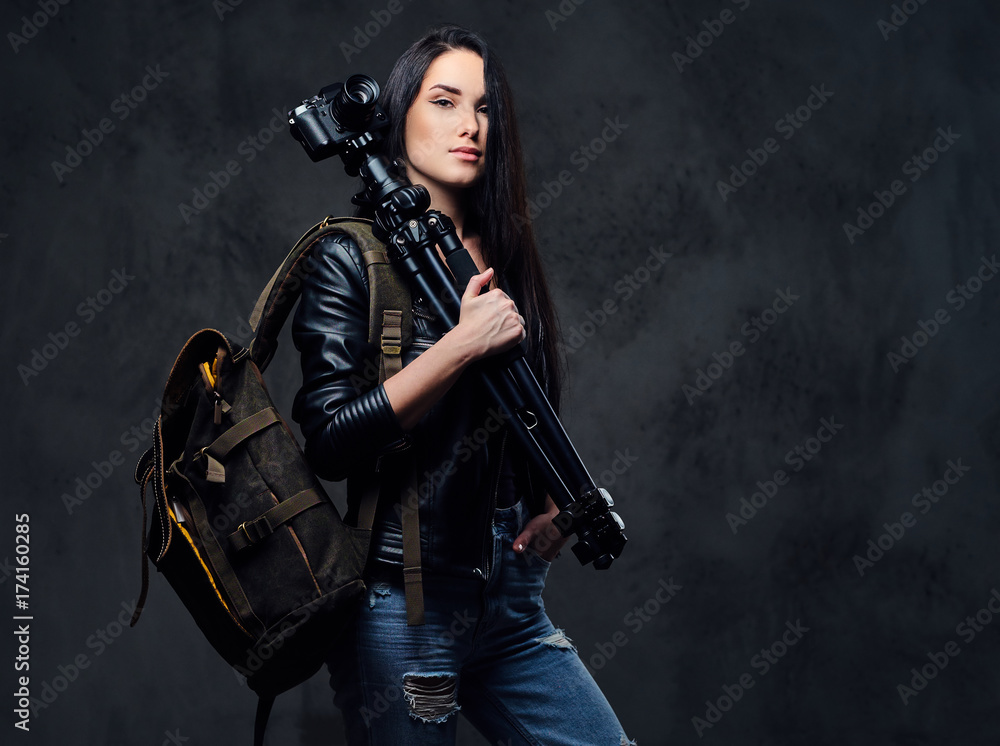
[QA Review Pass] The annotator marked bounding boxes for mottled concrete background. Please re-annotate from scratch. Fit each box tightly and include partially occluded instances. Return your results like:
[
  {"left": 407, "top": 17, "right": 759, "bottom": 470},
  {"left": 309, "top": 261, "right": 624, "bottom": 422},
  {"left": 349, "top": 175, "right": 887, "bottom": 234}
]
[{"left": 3, "top": 0, "right": 999, "bottom": 744}]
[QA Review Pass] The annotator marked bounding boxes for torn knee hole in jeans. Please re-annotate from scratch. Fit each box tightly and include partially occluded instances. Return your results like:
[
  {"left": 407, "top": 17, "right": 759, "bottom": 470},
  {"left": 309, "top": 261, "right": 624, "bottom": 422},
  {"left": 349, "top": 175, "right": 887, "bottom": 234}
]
[
  {"left": 402, "top": 673, "right": 460, "bottom": 724},
  {"left": 368, "top": 582, "right": 391, "bottom": 608},
  {"left": 619, "top": 734, "right": 637, "bottom": 745},
  {"left": 536, "top": 628, "right": 577, "bottom": 653}
]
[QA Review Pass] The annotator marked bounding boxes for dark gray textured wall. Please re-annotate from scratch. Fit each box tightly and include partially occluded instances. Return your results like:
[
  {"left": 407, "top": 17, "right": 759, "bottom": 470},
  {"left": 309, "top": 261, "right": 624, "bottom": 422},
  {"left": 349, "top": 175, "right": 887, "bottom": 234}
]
[{"left": 3, "top": 0, "right": 999, "bottom": 744}]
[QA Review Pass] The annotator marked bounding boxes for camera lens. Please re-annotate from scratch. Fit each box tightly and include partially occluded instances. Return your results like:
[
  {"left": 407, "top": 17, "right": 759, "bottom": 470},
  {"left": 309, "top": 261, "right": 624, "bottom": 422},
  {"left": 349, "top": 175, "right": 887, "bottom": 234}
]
[
  {"left": 333, "top": 74, "right": 380, "bottom": 131},
  {"left": 345, "top": 75, "right": 378, "bottom": 104}
]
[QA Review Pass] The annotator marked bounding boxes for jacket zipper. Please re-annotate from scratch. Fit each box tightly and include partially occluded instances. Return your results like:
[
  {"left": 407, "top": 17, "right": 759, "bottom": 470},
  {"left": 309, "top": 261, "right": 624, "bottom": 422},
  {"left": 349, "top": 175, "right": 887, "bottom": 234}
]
[{"left": 481, "top": 427, "right": 507, "bottom": 581}]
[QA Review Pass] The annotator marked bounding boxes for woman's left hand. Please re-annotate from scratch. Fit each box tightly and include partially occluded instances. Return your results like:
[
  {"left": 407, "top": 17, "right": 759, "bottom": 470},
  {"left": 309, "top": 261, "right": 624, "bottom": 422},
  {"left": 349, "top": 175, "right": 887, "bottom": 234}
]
[{"left": 513, "top": 495, "right": 570, "bottom": 563}]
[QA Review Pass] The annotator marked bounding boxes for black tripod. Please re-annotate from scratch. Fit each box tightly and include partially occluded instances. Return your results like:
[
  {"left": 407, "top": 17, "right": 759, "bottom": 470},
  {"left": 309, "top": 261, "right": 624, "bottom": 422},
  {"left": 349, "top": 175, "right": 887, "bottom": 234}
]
[{"left": 289, "top": 76, "right": 626, "bottom": 569}]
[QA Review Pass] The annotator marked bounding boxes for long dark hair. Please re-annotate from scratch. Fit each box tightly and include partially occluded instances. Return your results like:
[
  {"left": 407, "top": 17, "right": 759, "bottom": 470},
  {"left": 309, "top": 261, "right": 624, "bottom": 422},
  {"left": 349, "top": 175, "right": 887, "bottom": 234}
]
[{"left": 357, "top": 23, "right": 562, "bottom": 410}]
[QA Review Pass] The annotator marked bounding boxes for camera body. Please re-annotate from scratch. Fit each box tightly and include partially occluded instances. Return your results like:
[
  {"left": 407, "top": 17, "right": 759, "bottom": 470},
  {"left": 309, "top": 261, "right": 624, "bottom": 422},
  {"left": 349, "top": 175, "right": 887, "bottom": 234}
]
[{"left": 288, "top": 76, "right": 389, "bottom": 164}]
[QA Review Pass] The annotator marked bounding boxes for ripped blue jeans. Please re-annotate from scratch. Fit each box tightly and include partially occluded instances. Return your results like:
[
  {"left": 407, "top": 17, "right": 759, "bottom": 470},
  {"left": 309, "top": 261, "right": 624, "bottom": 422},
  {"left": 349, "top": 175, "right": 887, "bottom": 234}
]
[{"left": 325, "top": 497, "right": 636, "bottom": 745}]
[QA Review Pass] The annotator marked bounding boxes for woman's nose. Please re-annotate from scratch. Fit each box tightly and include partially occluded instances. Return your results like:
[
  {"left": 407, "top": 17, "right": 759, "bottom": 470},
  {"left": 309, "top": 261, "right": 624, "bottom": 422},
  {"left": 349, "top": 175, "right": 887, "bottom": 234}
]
[{"left": 458, "top": 106, "right": 480, "bottom": 138}]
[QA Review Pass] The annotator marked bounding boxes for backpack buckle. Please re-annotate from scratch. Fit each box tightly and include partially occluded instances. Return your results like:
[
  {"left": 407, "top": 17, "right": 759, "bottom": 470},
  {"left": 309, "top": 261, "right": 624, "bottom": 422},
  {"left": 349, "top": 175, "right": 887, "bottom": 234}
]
[
  {"left": 235, "top": 515, "right": 272, "bottom": 549},
  {"left": 380, "top": 309, "right": 403, "bottom": 356}
]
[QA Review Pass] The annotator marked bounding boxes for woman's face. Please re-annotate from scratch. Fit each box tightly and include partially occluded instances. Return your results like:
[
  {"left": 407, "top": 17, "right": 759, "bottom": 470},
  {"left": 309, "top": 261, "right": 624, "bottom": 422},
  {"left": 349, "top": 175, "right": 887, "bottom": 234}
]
[{"left": 403, "top": 48, "right": 488, "bottom": 197}]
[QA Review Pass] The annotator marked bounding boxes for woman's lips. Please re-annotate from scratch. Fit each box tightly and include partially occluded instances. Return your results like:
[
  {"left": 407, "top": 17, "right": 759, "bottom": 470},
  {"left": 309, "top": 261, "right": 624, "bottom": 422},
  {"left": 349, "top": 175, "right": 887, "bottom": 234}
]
[{"left": 451, "top": 149, "right": 481, "bottom": 161}]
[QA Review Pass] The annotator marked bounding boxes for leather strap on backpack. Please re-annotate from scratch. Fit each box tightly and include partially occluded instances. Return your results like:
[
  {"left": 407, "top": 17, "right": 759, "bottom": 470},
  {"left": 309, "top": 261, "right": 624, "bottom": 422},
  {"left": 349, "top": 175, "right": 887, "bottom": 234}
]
[
  {"left": 361, "top": 247, "right": 411, "bottom": 381},
  {"left": 400, "top": 460, "right": 425, "bottom": 626},
  {"left": 355, "top": 452, "right": 425, "bottom": 626},
  {"left": 247, "top": 217, "right": 412, "bottom": 373},
  {"left": 254, "top": 696, "right": 274, "bottom": 746}
]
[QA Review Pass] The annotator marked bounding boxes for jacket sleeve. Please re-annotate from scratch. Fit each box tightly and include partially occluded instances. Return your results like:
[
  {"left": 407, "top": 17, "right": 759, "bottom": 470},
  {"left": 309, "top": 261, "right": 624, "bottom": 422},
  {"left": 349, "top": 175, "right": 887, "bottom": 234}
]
[{"left": 290, "top": 232, "right": 407, "bottom": 481}]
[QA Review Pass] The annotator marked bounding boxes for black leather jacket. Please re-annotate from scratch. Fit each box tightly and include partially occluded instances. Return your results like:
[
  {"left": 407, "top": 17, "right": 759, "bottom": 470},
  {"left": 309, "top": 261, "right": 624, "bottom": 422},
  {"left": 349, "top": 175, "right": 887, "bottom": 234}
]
[{"left": 290, "top": 232, "right": 546, "bottom": 580}]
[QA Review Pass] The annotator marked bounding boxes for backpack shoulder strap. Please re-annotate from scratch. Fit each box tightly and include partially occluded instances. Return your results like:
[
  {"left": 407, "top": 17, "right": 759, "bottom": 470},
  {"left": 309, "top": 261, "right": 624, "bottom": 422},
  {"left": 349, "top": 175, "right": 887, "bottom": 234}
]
[
  {"left": 248, "top": 216, "right": 411, "bottom": 373},
  {"left": 355, "top": 239, "right": 424, "bottom": 625},
  {"left": 360, "top": 245, "right": 411, "bottom": 384},
  {"left": 254, "top": 696, "right": 274, "bottom": 746}
]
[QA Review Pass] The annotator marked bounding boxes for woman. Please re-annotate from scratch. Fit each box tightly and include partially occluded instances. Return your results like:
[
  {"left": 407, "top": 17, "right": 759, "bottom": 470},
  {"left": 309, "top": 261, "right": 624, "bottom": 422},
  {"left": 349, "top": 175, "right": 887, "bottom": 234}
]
[{"left": 291, "top": 23, "right": 634, "bottom": 746}]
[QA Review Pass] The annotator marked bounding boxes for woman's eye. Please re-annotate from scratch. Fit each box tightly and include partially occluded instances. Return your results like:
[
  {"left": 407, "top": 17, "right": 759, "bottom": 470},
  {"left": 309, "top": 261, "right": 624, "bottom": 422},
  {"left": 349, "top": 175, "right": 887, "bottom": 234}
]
[
  {"left": 478, "top": 107, "right": 489, "bottom": 115},
  {"left": 431, "top": 98, "right": 453, "bottom": 108}
]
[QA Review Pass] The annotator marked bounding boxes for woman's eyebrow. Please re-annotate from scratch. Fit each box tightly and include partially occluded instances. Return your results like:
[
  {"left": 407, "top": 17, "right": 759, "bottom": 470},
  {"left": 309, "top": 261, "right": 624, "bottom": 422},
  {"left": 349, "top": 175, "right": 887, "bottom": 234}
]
[
  {"left": 429, "top": 83, "right": 462, "bottom": 95},
  {"left": 427, "top": 83, "right": 486, "bottom": 102}
]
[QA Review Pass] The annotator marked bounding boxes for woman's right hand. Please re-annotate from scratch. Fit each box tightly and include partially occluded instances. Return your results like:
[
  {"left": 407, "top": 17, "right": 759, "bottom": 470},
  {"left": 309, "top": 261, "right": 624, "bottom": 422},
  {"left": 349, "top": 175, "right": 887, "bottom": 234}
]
[
  {"left": 453, "top": 267, "right": 526, "bottom": 361},
  {"left": 383, "top": 266, "right": 525, "bottom": 432}
]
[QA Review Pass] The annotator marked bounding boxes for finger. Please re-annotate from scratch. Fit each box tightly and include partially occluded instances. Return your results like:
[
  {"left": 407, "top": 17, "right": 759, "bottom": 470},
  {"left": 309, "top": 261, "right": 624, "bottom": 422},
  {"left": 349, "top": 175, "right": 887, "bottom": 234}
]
[
  {"left": 513, "top": 528, "right": 532, "bottom": 552},
  {"left": 463, "top": 267, "right": 494, "bottom": 301}
]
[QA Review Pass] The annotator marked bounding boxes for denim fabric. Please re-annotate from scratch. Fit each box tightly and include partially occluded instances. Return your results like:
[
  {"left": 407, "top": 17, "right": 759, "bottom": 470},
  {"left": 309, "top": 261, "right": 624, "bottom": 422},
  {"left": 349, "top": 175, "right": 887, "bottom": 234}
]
[{"left": 326, "top": 498, "right": 635, "bottom": 745}]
